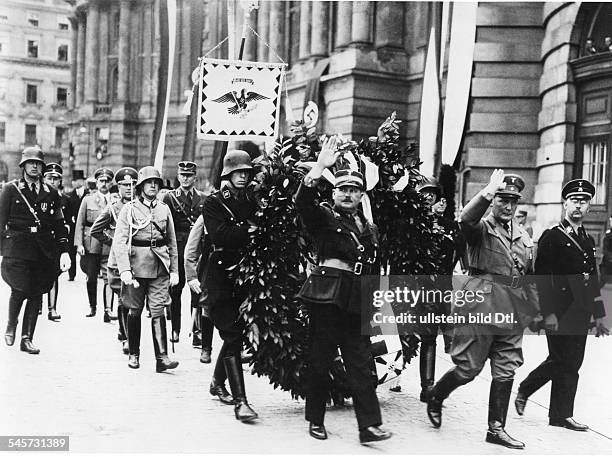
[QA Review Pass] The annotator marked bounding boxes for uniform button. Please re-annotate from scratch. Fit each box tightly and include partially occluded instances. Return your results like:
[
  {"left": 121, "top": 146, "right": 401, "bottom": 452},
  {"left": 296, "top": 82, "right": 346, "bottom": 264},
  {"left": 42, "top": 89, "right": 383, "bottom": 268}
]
[
  {"left": 566, "top": 243, "right": 571, "bottom": 247},
  {"left": 321, "top": 270, "right": 325, "bottom": 275},
  {"left": 336, "top": 228, "right": 341, "bottom": 233},
  {"left": 218, "top": 260, "right": 222, "bottom": 265}
]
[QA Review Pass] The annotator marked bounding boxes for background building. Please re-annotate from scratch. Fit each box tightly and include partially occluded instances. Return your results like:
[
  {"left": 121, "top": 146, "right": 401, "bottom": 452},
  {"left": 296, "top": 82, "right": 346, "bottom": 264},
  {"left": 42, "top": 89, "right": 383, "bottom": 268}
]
[
  {"left": 0, "top": 0, "right": 72, "bottom": 182},
  {"left": 24, "top": 1, "right": 612, "bottom": 246}
]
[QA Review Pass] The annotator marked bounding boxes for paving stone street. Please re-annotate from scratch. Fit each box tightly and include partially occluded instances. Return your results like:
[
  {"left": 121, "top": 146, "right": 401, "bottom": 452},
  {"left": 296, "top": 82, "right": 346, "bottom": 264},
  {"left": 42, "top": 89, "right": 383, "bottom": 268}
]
[{"left": 1, "top": 274, "right": 611, "bottom": 454}]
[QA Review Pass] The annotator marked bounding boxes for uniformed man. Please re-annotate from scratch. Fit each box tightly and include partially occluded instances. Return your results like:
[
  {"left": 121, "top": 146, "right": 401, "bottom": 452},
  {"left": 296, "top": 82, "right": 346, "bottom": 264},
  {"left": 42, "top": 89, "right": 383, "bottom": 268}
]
[
  {"left": 514, "top": 179, "right": 609, "bottom": 431},
  {"left": 42, "top": 162, "right": 71, "bottom": 321},
  {"left": 113, "top": 166, "right": 179, "bottom": 371},
  {"left": 90, "top": 167, "right": 138, "bottom": 355},
  {"left": 202, "top": 149, "right": 258, "bottom": 422},
  {"left": 415, "top": 179, "right": 465, "bottom": 401},
  {"left": 1, "top": 147, "right": 71, "bottom": 354},
  {"left": 162, "top": 161, "right": 213, "bottom": 356},
  {"left": 426, "top": 169, "right": 539, "bottom": 449},
  {"left": 75, "top": 167, "right": 115, "bottom": 321},
  {"left": 66, "top": 169, "right": 87, "bottom": 281},
  {"left": 295, "top": 137, "right": 392, "bottom": 444}
]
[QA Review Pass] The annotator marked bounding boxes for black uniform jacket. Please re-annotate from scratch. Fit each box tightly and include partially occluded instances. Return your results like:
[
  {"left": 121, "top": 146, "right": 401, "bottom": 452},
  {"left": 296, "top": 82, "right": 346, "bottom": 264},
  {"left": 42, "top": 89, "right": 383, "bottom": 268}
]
[
  {"left": 201, "top": 186, "right": 257, "bottom": 296},
  {"left": 66, "top": 188, "right": 87, "bottom": 244},
  {"left": 294, "top": 182, "right": 379, "bottom": 314},
  {"left": 0, "top": 178, "right": 69, "bottom": 261},
  {"left": 535, "top": 219, "right": 606, "bottom": 333},
  {"left": 163, "top": 188, "right": 206, "bottom": 244}
]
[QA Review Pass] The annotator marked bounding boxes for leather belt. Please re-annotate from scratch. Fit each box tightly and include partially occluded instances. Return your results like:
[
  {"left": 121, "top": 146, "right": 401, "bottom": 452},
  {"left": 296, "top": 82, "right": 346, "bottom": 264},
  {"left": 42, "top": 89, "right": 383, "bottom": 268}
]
[
  {"left": 8, "top": 225, "right": 42, "bottom": 233},
  {"left": 475, "top": 273, "right": 527, "bottom": 289},
  {"left": 320, "top": 258, "right": 366, "bottom": 275},
  {"left": 131, "top": 238, "right": 167, "bottom": 248}
]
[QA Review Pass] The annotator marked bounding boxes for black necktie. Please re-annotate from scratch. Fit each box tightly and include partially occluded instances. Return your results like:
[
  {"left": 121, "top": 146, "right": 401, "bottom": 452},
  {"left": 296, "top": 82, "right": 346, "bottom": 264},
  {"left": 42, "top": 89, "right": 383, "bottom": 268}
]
[
  {"left": 578, "top": 227, "right": 588, "bottom": 241},
  {"left": 184, "top": 191, "right": 192, "bottom": 208},
  {"left": 31, "top": 182, "right": 37, "bottom": 197}
]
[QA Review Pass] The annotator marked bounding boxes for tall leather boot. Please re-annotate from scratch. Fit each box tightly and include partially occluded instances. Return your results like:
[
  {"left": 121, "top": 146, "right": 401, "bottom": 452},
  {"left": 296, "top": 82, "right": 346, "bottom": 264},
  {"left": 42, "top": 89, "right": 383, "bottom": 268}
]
[
  {"left": 20, "top": 297, "right": 41, "bottom": 354},
  {"left": 200, "top": 315, "right": 214, "bottom": 363},
  {"left": 102, "top": 285, "right": 117, "bottom": 322},
  {"left": 47, "top": 279, "right": 61, "bottom": 321},
  {"left": 224, "top": 354, "right": 258, "bottom": 422},
  {"left": 485, "top": 380, "right": 525, "bottom": 449},
  {"left": 427, "top": 369, "right": 468, "bottom": 428},
  {"left": 192, "top": 308, "right": 202, "bottom": 347},
  {"left": 127, "top": 311, "right": 141, "bottom": 369},
  {"left": 5, "top": 291, "right": 24, "bottom": 346},
  {"left": 85, "top": 280, "right": 97, "bottom": 317},
  {"left": 118, "top": 304, "right": 129, "bottom": 355},
  {"left": 419, "top": 343, "right": 436, "bottom": 402},
  {"left": 152, "top": 316, "right": 179, "bottom": 372}
]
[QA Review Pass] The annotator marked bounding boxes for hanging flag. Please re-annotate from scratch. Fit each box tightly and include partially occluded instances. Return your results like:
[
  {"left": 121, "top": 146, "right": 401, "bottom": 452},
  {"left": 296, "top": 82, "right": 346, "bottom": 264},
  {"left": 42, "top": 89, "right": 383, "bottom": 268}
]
[
  {"left": 196, "top": 58, "right": 286, "bottom": 141},
  {"left": 441, "top": 2, "right": 477, "bottom": 166},
  {"left": 419, "top": 26, "right": 441, "bottom": 178}
]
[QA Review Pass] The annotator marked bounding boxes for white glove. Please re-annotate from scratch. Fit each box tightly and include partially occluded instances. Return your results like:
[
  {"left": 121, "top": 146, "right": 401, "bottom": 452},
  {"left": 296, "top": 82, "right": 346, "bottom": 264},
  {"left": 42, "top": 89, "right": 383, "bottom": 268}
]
[
  {"left": 76, "top": 245, "right": 85, "bottom": 256},
  {"left": 169, "top": 272, "right": 179, "bottom": 287},
  {"left": 187, "top": 278, "right": 202, "bottom": 294},
  {"left": 120, "top": 271, "right": 139, "bottom": 288},
  {"left": 59, "top": 252, "right": 71, "bottom": 271}
]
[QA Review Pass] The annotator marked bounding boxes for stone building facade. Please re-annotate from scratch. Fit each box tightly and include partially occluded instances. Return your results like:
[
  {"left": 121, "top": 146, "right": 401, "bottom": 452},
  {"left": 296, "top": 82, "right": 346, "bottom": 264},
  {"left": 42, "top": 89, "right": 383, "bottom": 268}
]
[
  {"left": 0, "top": 0, "right": 72, "bottom": 181},
  {"left": 67, "top": 1, "right": 612, "bottom": 243}
]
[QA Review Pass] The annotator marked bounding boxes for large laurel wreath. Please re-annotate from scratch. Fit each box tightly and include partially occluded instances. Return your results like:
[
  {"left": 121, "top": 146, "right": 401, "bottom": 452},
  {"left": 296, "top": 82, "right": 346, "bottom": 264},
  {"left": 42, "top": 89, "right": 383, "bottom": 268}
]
[{"left": 232, "top": 113, "right": 445, "bottom": 399}]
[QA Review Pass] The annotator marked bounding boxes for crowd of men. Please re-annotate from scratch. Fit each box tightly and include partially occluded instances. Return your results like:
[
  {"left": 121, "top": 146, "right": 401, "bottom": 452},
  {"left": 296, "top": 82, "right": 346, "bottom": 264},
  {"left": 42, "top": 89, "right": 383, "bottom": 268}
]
[{"left": 0, "top": 143, "right": 608, "bottom": 447}]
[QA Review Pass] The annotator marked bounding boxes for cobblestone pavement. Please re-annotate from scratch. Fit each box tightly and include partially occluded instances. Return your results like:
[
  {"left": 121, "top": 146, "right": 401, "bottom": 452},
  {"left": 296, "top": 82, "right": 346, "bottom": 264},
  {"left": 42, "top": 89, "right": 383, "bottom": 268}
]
[{"left": 0, "top": 274, "right": 611, "bottom": 454}]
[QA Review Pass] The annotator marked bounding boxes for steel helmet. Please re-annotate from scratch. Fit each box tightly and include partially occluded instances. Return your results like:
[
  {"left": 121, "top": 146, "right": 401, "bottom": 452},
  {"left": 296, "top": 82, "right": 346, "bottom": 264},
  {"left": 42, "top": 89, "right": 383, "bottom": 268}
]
[
  {"left": 136, "top": 166, "right": 163, "bottom": 188},
  {"left": 416, "top": 177, "right": 441, "bottom": 198},
  {"left": 19, "top": 146, "right": 45, "bottom": 167},
  {"left": 221, "top": 150, "right": 253, "bottom": 178}
]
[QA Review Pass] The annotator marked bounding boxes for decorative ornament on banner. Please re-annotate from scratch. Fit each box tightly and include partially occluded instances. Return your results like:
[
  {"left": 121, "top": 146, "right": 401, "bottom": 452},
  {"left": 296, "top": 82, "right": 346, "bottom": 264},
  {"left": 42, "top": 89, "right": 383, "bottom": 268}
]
[{"left": 196, "top": 58, "right": 287, "bottom": 141}]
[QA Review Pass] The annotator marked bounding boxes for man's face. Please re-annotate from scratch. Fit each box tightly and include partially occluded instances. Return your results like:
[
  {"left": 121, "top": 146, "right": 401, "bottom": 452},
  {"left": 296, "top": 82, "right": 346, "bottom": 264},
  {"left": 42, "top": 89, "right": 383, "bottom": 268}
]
[
  {"left": 177, "top": 173, "right": 196, "bottom": 190},
  {"left": 96, "top": 177, "right": 111, "bottom": 193},
  {"left": 118, "top": 182, "right": 133, "bottom": 200},
  {"left": 44, "top": 174, "right": 61, "bottom": 190},
  {"left": 432, "top": 197, "right": 447, "bottom": 216},
  {"left": 515, "top": 214, "right": 526, "bottom": 225},
  {"left": 142, "top": 180, "right": 159, "bottom": 199},
  {"left": 421, "top": 190, "right": 438, "bottom": 207},
  {"left": 229, "top": 170, "right": 250, "bottom": 189},
  {"left": 491, "top": 195, "right": 519, "bottom": 223},
  {"left": 23, "top": 161, "right": 43, "bottom": 179},
  {"left": 564, "top": 196, "right": 590, "bottom": 223},
  {"left": 332, "top": 185, "right": 363, "bottom": 212},
  {"left": 73, "top": 178, "right": 84, "bottom": 189}
]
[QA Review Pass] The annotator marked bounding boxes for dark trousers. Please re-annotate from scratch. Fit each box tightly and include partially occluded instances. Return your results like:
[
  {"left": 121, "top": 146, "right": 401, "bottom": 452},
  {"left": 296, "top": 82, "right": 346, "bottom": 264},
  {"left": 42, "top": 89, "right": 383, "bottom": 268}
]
[
  {"left": 80, "top": 253, "right": 101, "bottom": 307},
  {"left": 7, "top": 290, "right": 42, "bottom": 336},
  {"left": 519, "top": 333, "right": 587, "bottom": 420},
  {"left": 68, "top": 245, "right": 77, "bottom": 280},
  {"left": 305, "top": 304, "right": 382, "bottom": 430},
  {"left": 210, "top": 301, "right": 243, "bottom": 384}
]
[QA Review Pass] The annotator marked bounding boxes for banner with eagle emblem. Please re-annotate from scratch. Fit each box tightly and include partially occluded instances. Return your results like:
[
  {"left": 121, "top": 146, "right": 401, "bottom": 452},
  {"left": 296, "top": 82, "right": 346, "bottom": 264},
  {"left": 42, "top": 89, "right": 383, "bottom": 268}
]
[{"left": 196, "top": 58, "right": 286, "bottom": 141}]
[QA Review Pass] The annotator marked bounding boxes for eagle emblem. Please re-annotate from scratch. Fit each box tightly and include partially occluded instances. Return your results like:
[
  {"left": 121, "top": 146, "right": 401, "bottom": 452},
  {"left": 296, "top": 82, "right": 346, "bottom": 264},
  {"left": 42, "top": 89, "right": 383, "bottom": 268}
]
[{"left": 212, "top": 88, "right": 269, "bottom": 115}]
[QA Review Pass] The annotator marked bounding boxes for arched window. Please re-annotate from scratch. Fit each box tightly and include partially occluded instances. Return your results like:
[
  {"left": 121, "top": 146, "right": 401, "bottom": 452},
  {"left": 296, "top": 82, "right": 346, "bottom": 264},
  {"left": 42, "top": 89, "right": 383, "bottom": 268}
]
[{"left": 578, "top": 3, "right": 612, "bottom": 56}]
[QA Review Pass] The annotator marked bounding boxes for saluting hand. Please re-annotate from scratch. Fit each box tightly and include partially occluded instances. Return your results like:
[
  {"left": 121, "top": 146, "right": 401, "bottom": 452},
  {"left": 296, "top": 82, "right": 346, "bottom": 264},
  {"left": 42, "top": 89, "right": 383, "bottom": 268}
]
[
  {"left": 316, "top": 136, "right": 342, "bottom": 170},
  {"left": 483, "top": 169, "right": 506, "bottom": 196},
  {"left": 59, "top": 252, "right": 71, "bottom": 272}
]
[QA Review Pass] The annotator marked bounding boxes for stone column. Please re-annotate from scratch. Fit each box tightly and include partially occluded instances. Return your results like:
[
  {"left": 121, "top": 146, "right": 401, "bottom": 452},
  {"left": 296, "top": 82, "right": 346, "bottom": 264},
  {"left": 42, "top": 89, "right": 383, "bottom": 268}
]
[
  {"left": 350, "top": 1, "right": 372, "bottom": 46},
  {"left": 310, "top": 1, "right": 329, "bottom": 58},
  {"left": 269, "top": 1, "right": 285, "bottom": 61},
  {"left": 298, "top": 1, "right": 311, "bottom": 60},
  {"left": 141, "top": 0, "right": 153, "bottom": 113},
  {"left": 76, "top": 13, "right": 86, "bottom": 106},
  {"left": 244, "top": 8, "right": 258, "bottom": 61},
  {"left": 69, "top": 16, "right": 78, "bottom": 108},
  {"left": 84, "top": 1, "right": 99, "bottom": 103},
  {"left": 117, "top": 0, "right": 130, "bottom": 102},
  {"left": 256, "top": 0, "right": 270, "bottom": 61},
  {"left": 375, "top": 2, "right": 404, "bottom": 49},
  {"left": 97, "top": 6, "right": 109, "bottom": 102},
  {"left": 335, "top": 2, "right": 352, "bottom": 49}
]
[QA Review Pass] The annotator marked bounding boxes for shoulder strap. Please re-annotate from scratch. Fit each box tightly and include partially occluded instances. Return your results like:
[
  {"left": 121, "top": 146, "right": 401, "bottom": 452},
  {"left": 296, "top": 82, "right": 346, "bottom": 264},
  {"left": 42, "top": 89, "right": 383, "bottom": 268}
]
[
  {"left": 214, "top": 194, "right": 237, "bottom": 220},
  {"left": 555, "top": 224, "right": 586, "bottom": 255},
  {"left": 170, "top": 191, "right": 196, "bottom": 224},
  {"left": 12, "top": 182, "right": 41, "bottom": 227}
]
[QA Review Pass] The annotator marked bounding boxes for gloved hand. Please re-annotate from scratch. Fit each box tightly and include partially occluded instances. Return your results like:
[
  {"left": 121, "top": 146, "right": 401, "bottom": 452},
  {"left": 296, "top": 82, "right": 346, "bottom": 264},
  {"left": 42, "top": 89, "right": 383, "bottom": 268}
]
[
  {"left": 187, "top": 278, "right": 201, "bottom": 294},
  {"left": 528, "top": 314, "right": 544, "bottom": 333},
  {"left": 59, "top": 252, "right": 71, "bottom": 271},
  {"left": 77, "top": 245, "right": 85, "bottom": 256},
  {"left": 543, "top": 313, "right": 559, "bottom": 332},
  {"left": 120, "top": 271, "right": 139, "bottom": 288},
  {"left": 169, "top": 272, "right": 179, "bottom": 287}
]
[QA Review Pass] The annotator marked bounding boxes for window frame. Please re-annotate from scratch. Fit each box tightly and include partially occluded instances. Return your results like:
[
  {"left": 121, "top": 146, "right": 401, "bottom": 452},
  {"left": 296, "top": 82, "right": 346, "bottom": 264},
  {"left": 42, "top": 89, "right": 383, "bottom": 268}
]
[
  {"left": 27, "top": 11, "right": 39, "bottom": 27},
  {"left": 56, "top": 87, "right": 67, "bottom": 106},
  {"left": 25, "top": 83, "right": 38, "bottom": 104},
  {"left": 24, "top": 124, "right": 37, "bottom": 146},
  {"left": 57, "top": 43, "right": 68, "bottom": 62},
  {"left": 26, "top": 39, "right": 38, "bottom": 58},
  {"left": 576, "top": 134, "right": 610, "bottom": 207},
  {"left": 0, "top": 121, "right": 5, "bottom": 143}
]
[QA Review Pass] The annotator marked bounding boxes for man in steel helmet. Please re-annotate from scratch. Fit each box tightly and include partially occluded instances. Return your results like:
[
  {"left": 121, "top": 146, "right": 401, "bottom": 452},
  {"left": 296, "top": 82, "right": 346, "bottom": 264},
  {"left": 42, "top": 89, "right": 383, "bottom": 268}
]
[
  {"left": 112, "top": 166, "right": 179, "bottom": 372},
  {"left": 202, "top": 149, "right": 258, "bottom": 422},
  {"left": 91, "top": 167, "right": 138, "bottom": 355},
  {"left": 0, "top": 147, "right": 71, "bottom": 354}
]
